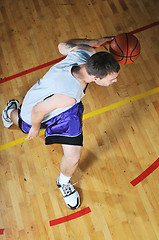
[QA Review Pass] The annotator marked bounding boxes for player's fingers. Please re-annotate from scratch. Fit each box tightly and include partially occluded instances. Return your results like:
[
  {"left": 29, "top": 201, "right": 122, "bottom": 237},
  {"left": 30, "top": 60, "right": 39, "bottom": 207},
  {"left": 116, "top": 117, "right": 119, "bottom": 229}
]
[
  {"left": 105, "top": 37, "right": 114, "bottom": 43},
  {"left": 105, "top": 36, "right": 114, "bottom": 40},
  {"left": 25, "top": 134, "right": 32, "bottom": 140},
  {"left": 25, "top": 135, "right": 29, "bottom": 140}
]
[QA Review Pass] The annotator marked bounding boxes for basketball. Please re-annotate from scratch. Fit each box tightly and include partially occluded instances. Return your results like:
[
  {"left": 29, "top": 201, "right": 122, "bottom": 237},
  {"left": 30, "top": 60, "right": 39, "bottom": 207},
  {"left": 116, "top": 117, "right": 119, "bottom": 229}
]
[{"left": 109, "top": 33, "right": 141, "bottom": 64}]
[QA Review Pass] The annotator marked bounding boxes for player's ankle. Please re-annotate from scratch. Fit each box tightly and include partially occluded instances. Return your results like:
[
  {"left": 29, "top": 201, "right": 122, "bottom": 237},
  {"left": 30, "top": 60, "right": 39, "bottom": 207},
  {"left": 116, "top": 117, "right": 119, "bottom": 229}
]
[{"left": 59, "top": 172, "right": 71, "bottom": 185}]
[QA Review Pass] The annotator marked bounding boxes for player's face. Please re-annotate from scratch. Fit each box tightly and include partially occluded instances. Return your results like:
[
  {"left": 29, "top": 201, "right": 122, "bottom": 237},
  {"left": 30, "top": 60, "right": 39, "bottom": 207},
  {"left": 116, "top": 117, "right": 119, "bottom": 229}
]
[{"left": 95, "top": 72, "right": 119, "bottom": 87}]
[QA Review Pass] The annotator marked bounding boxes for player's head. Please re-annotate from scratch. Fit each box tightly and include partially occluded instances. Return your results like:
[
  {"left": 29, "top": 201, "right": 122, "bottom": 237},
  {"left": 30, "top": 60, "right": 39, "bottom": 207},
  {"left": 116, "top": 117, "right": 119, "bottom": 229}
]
[{"left": 86, "top": 51, "right": 120, "bottom": 78}]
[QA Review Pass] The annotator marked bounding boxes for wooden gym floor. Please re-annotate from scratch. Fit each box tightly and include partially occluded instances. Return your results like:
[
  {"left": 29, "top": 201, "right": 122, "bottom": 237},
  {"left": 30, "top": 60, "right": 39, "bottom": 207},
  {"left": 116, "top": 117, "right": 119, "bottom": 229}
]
[{"left": 0, "top": 0, "right": 159, "bottom": 239}]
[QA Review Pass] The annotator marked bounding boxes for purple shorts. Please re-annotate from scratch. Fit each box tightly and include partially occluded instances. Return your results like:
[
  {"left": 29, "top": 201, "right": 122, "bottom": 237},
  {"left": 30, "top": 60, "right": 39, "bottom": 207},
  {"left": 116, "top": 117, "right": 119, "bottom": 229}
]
[{"left": 18, "top": 101, "right": 84, "bottom": 146}]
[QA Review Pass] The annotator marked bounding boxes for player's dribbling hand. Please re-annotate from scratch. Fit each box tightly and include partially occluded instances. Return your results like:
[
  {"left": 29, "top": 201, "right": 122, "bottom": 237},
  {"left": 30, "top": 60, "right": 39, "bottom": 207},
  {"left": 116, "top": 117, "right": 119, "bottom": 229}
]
[
  {"left": 25, "top": 126, "right": 40, "bottom": 140},
  {"left": 94, "top": 36, "right": 114, "bottom": 48},
  {"left": 102, "top": 36, "right": 115, "bottom": 45}
]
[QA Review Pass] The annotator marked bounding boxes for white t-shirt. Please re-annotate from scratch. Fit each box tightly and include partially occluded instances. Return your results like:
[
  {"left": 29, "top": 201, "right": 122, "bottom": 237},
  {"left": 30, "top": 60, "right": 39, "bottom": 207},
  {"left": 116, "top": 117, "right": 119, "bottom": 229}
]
[{"left": 20, "top": 49, "right": 93, "bottom": 124}]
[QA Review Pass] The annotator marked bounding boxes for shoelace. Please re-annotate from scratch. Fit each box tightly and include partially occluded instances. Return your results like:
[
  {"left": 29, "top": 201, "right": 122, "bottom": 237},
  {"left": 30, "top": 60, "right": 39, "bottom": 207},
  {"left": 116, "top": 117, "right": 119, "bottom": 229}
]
[{"left": 61, "top": 182, "right": 78, "bottom": 196}]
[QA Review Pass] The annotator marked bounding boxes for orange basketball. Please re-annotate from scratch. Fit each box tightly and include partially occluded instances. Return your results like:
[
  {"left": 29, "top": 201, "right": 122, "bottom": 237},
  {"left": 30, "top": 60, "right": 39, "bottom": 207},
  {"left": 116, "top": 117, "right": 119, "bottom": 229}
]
[{"left": 109, "top": 33, "right": 141, "bottom": 64}]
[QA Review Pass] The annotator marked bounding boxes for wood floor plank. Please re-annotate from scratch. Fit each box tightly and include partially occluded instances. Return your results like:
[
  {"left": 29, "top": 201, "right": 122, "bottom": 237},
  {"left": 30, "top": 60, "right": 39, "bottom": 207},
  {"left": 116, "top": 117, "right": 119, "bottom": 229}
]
[{"left": 1, "top": 0, "right": 159, "bottom": 239}]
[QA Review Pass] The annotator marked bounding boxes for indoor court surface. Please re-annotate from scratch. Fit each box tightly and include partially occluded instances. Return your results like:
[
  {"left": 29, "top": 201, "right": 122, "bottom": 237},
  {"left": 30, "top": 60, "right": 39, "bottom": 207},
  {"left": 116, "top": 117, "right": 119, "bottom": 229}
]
[{"left": 0, "top": 0, "right": 159, "bottom": 239}]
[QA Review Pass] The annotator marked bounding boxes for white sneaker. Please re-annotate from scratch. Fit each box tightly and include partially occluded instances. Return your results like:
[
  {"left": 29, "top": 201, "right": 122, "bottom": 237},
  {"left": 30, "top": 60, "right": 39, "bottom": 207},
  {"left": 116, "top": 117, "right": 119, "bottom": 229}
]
[
  {"left": 2, "top": 99, "right": 19, "bottom": 128},
  {"left": 56, "top": 177, "right": 80, "bottom": 210}
]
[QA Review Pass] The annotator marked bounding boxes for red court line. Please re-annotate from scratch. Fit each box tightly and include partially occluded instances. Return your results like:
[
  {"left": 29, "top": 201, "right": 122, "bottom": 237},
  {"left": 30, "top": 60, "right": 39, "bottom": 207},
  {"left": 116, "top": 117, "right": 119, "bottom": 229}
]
[
  {"left": 49, "top": 207, "right": 91, "bottom": 226},
  {"left": 129, "top": 21, "right": 159, "bottom": 35},
  {"left": 130, "top": 158, "right": 159, "bottom": 186},
  {"left": 0, "top": 56, "right": 65, "bottom": 84},
  {"left": 0, "top": 229, "right": 4, "bottom": 235},
  {"left": 0, "top": 21, "right": 159, "bottom": 85}
]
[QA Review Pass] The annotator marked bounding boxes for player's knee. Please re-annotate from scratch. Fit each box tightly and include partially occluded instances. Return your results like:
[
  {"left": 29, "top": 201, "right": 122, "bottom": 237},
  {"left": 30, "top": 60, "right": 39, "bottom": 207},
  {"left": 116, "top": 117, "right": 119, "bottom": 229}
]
[
  {"left": 65, "top": 153, "right": 80, "bottom": 166},
  {"left": 62, "top": 145, "right": 82, "bottom": 166}
]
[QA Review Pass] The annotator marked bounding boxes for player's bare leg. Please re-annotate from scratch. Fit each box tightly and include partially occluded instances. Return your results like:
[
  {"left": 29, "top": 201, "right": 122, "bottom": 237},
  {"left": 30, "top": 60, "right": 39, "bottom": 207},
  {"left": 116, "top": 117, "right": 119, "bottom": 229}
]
[
  {"left": 10, "top": 109, "right": 19, "bottom": 126},
  {"left": 57, "top": 144, "right": 81, "bottom": 210}
]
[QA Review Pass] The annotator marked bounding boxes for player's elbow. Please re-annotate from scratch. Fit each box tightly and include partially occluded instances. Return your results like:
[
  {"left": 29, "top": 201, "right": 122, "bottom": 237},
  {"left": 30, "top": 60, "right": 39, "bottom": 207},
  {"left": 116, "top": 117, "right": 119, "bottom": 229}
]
[
  {"left": 58, "top": 42, "right": 67, "bottom": 55},
  {"left": 32, "top": 104, "right": 45, "bottom": 117}
]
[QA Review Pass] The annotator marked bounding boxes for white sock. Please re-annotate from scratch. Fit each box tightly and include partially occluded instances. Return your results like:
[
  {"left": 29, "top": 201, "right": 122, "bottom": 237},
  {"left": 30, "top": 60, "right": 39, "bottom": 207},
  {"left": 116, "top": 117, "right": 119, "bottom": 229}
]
[{"left": 59, "top": 172, "right": 71, "bottom": 185}]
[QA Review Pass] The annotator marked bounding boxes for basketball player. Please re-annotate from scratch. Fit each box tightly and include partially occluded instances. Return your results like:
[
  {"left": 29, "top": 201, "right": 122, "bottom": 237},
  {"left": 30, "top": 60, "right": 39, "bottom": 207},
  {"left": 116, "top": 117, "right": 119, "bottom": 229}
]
[{"left": 2, "top": 37, "right": 120, "bottom": 210}]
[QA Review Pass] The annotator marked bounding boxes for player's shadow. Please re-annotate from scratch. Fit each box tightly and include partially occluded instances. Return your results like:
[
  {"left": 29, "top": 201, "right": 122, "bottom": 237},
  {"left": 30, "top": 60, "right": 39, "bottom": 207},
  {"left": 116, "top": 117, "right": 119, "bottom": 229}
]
[{"left": 79, "top": 149, "right": 97, "bottom": 172}]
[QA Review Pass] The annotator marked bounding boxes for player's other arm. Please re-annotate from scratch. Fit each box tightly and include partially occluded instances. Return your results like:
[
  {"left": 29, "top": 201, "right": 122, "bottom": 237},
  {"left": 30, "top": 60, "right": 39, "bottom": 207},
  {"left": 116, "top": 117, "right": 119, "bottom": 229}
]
[
  {"left": 25, "top": 94, "right": 76, "bottom": 140},
  {"left": 58, "top": 37, "right": 114, "bottom": 55}
]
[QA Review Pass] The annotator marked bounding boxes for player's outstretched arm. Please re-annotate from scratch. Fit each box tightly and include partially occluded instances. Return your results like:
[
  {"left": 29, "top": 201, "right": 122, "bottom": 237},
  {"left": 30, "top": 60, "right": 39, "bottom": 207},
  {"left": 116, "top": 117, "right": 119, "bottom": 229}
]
[{"left": 58, "top": 37, "right": 114, "bottom": 55}]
